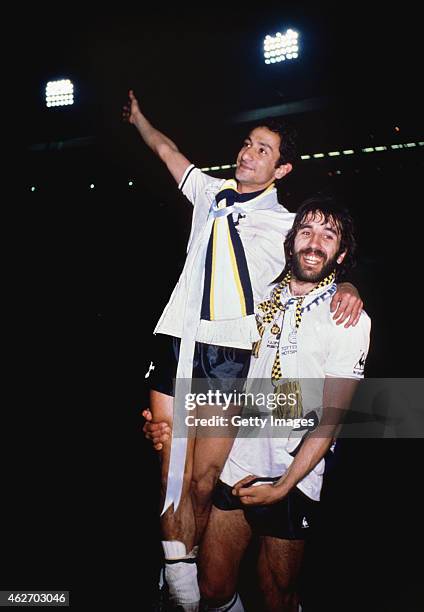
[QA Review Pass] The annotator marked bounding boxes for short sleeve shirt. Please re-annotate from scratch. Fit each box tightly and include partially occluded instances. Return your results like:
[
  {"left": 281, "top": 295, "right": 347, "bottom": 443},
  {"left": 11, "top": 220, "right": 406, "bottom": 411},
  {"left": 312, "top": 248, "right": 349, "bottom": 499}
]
[{"left": 154, "top": 166, "right": 295, "bottom": 347}]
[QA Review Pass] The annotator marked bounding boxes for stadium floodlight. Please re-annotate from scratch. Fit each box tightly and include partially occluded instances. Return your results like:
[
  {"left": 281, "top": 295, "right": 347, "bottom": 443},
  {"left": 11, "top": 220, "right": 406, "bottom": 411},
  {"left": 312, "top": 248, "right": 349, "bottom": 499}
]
[
  {"left": 45, "top": 79, "right": 74, "bottom": 108},
  {"left": 263, "top": 28, "right": 299, "bottom": 64}
]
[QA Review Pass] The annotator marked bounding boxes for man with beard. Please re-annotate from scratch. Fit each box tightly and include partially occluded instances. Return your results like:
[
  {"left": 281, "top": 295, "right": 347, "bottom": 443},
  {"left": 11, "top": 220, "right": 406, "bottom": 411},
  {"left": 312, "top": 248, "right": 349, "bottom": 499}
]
[{"left": 197, "top": 196, "right": 371, "bottom": 611}]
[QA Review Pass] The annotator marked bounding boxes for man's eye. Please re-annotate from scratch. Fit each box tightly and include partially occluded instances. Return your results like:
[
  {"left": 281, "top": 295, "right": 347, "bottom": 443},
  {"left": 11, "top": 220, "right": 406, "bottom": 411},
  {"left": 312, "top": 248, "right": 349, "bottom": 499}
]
[{"left": 259, "top": 148, "right": 267, "bottom": 155}]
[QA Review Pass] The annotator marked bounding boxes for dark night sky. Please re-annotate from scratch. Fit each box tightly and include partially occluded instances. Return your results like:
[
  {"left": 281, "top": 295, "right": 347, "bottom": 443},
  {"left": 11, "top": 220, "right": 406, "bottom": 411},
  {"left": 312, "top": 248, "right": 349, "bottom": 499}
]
[
  {"left": 11, "top": 6, "right": 424, "bottom": 610},
  {"left": 24, "top": 5, "right": 421, "bottom": 149}
]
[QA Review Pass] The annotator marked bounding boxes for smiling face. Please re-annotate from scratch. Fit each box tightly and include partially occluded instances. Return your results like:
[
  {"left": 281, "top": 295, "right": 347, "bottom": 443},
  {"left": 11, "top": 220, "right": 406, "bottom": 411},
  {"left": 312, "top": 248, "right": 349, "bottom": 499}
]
[
  {"left": 235, "top": 126, "right": 292, "bottom": 193},
  {"left": 291, "top": 211, "right": 347, "bottom": 283}
]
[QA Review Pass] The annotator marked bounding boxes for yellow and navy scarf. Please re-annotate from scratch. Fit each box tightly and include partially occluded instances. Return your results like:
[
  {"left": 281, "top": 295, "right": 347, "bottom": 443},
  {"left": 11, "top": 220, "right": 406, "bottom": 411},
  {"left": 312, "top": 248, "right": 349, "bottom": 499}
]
[
  {"left": 201, "top": 180, "right": 274, "bottom": 321},
  {"left": 254, "top": 270, "right": 336, "bottom": 382},
  {"left": 252, "top": 270, "right": 336, "bottom": 420}
]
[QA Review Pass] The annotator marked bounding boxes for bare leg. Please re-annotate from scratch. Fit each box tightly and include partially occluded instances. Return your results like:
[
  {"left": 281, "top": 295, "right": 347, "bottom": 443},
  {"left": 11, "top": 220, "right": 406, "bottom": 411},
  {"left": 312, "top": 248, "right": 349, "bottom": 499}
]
[
  {"left": 150, "top": 389, "right": 196, "bottom": 551},
  {"left": 198, "top": 506, "right": 252, "bottom": 607},
  {"left": 191, "top": 402, "right": 241, "bottom": 543},
  {"left": 257, "top": 536, "right": 305, "bottom": 612},
  {"left": 191, "top": 436, "right": 236, "bottom": 543}
]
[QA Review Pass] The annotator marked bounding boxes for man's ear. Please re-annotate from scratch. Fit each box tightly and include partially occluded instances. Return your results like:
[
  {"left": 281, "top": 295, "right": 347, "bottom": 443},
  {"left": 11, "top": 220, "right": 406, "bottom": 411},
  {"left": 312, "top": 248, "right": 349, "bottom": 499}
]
[
  {"left": 274, "top": 162, "right": 292, "bottom": 180},
  {"left": 337, "top": 250, "right": 347, "bottom": 265}
]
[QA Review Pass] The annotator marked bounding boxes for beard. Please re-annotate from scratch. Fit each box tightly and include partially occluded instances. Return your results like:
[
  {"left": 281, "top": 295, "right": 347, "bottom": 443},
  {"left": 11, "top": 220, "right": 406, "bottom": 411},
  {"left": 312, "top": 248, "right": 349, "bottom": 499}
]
[{"left": 291, "top": 247, "right": 338, "bottom": 283}]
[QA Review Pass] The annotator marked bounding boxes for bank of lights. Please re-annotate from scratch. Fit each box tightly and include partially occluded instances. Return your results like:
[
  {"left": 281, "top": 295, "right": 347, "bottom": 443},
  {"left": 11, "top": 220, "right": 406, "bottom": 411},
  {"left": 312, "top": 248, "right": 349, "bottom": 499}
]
[
  {"left": 45, "top": 79, "right": 74, "bottom": 107},
  {"left": 28, "top": 141, "right": 423, "bottom": 191},
  {"left": 263, "top": 29, "right": 299, "bottom": 64}
]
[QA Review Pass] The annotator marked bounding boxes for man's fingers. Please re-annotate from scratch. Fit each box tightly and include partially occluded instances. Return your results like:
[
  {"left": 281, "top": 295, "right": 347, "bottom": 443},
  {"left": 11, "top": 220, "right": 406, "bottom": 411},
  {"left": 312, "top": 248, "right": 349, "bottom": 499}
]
[
  {"left": 151, "top": 429, "right": 171, "bottom": 443},
  {"left": 143, "top": 423, "right": 170, "bottom": 448},
  {"left": 142, "top": 423, "right": 153, "bottom": 437},
  {"left": 145, "top": 422, "right": 169, "bottom": 433},
  {"left": 349, "top": 313, "right": 361, "bottom": 328},
  {"left": 344, "top": 300, "right": 363, "bottom": 328},
  {"left": 330, "top": 297, "right": 342, "bottom": 319},
  {"left": 237, "top": 475, "right": 257, "bottom": 486},
  {"left": 140, "top": 407, "right": 171, "bottom": 449},
  {"left": 239, "top": 495, "right": 255, "bottom": 505},
  {"left": 332, "top": 296, "right": 351, "bottom": 325},
  {"left": 235, "top": 486, "right": 257, "bottom": 498},
  {"left": 122, "top": 104, "right": 131, "bottom": 121},
  {"left": 335, "top": 297, "right": 363, "bottom": 327},
  {"left": 142, "top": 421, "right": 164, "bottom": 433},
  {"left": 151, "top": 430, "right": 171, "bottom": 443},
  {"left": 232, "top": 475, "right": 256, "bottom": 493},
  {"left": 330, "top": 292, "right": 350, "bottom": 317},
  {"left": 331, "top": 287, "right": 363, "bottom": 327}
]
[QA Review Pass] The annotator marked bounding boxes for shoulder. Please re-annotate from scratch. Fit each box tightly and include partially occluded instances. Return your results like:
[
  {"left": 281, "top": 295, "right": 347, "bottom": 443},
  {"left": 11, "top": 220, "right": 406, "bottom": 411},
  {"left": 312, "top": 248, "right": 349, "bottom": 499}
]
[
  {"left": 328, "top": 308, "right": 371, "bottom": 335},
  {"left": 178, "top": 165, "right": 225, "bottom": 194},
  {"left": 304, "top": 291, "right": 371, "bottom": 341},
  {"left": 259, "top": 192, "right": 295, "bottom": 217},
  {"left": 252, "top": 195, "right": 295, "bottom": 232}
]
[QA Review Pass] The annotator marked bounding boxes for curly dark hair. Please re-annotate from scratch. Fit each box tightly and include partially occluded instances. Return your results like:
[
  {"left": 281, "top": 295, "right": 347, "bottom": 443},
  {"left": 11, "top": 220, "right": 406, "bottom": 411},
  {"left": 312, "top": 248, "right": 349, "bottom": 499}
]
[
  {"left": 275, "top": 195, "right": 357, "bottom": 283},
  {"left": 253, "top": 118, "right": 298, "bottom": 167}
]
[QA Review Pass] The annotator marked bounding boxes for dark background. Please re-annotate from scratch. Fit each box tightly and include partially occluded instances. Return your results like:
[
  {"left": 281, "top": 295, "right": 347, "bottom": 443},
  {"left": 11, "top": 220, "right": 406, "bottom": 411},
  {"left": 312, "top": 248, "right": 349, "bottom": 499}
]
[{"left": 7, "top": 4, "right": 423, "bottom": 610}]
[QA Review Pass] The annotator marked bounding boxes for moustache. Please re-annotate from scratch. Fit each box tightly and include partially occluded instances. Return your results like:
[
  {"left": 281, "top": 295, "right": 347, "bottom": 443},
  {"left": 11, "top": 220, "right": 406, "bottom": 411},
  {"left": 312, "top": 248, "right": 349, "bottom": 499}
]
[{"left": 299, "top": 248, "right": 326, "bottom": 260}]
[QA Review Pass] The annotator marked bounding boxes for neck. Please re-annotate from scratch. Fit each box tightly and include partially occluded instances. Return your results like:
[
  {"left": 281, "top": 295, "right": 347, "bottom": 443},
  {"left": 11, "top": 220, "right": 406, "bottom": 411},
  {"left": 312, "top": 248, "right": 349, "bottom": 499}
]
[
  {"left": 236, "top": 180, "right": 273, "bottom": 194},
  {"left": 289, "top": 277, "right": 318, "bottom": 296}
]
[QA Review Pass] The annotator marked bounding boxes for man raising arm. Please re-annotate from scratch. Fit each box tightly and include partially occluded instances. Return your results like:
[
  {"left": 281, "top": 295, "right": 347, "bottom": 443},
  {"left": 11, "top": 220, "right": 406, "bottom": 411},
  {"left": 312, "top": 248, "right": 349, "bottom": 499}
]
[{"left": 124, "top": 89, "right": 363, "bottom": 611}]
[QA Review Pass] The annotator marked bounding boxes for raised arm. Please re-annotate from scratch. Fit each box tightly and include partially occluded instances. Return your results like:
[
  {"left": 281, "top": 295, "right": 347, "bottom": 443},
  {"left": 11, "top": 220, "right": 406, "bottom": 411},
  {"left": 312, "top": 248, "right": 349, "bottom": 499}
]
[{"left": 122, "top": 89, "right": 192, "bottom": 184}]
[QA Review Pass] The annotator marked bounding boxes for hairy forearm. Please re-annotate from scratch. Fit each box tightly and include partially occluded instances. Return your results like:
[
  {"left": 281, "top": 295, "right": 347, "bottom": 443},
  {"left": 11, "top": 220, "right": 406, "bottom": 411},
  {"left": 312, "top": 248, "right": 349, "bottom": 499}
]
[
  {"left": 132, "top": 110, "right": 179, "bottom": 158},
  {"left": 273, "top": 433, "right": 333, "bottom": 499},
  {"left": 273, "top": 378, "right": 359, "bottom": 501}
]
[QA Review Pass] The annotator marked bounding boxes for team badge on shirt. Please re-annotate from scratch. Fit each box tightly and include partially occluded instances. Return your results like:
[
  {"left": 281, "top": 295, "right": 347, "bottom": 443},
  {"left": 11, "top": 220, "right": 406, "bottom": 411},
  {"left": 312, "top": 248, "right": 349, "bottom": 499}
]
[{"left": 353, "top": 351, "right": 366, "bottom": 376}]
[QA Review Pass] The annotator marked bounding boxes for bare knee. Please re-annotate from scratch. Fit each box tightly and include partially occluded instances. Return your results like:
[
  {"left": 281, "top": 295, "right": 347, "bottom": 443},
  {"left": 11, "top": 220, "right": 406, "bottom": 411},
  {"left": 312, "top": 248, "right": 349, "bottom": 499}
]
[
  {"left": 199, "top": 572, "right": 234, "bottom": 606},
  {"left": 259, "top": 574, "right": 299, "bottom": 611},
  {"left": 199, "top": 507, "right": 250, "bottom": 606},
  {"left": 191, "top": 464, "right": 221, "bottom": 503}
]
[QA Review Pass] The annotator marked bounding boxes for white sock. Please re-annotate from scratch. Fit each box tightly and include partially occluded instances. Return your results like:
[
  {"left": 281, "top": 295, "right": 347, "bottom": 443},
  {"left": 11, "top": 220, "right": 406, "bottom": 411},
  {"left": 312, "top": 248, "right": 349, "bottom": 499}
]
[
  {"left": 162, "top": 540, "right": 200, "bottom": 610},
  {"left": 162, "top": 539, "right": 187, "bottom": 559},
  {"left": 203, "top": 592, "right": 245, "bottom": 612},
  {"left": 165, "top": 562, "right": 200, "bottom": 610}
]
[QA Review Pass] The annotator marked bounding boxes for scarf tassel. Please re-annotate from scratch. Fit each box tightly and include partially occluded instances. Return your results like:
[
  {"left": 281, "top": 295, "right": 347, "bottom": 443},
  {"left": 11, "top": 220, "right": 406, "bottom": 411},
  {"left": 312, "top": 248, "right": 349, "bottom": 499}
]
[
  {"left": 196, "top": 313, "right": 260, "bottom": 348},
  {"left": 252, "top": 315, "right": 266, "bottom": 358}
]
